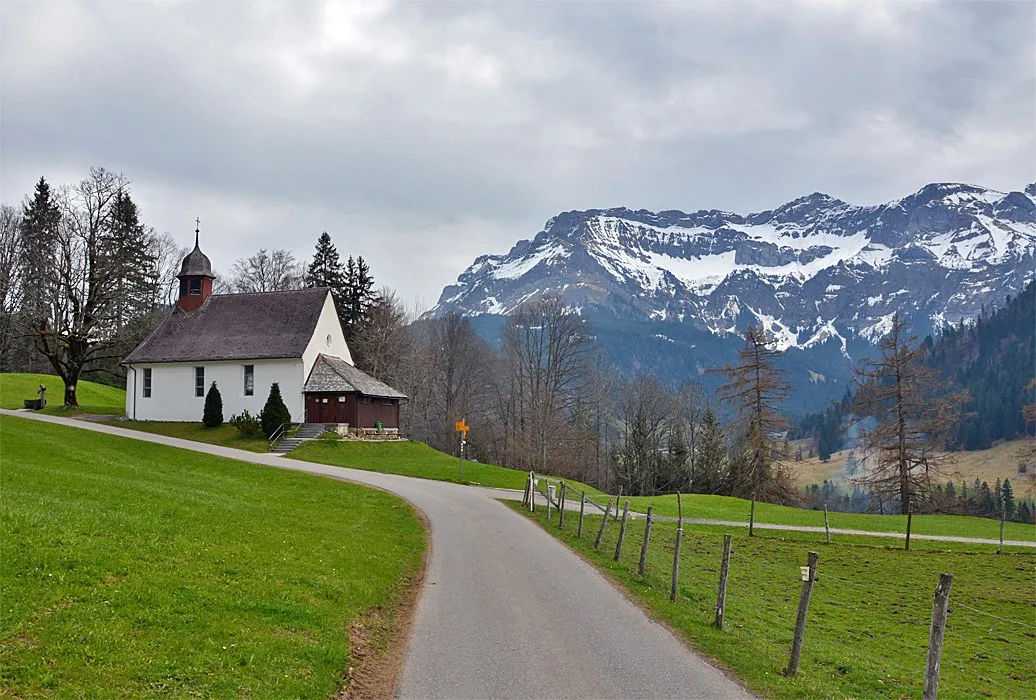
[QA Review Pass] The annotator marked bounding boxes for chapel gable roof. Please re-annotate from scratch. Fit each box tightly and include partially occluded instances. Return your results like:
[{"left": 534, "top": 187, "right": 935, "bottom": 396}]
[
  {"left": 124, "top": 287, "right": 330, "bottom": 364},
  {"left": 303, "top": 354, "right": 408, "bottom": 399}
]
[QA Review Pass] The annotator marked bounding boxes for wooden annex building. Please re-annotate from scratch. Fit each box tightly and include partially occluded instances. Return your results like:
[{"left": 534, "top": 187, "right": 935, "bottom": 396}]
[{"left": 303, "top": 354, "right": 406, "bottom": 428}]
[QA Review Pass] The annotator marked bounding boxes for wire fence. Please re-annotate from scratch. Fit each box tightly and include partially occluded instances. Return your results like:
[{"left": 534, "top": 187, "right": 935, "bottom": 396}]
[{"left": 521, "top": 472, "right": 1036, "bottom": 699}]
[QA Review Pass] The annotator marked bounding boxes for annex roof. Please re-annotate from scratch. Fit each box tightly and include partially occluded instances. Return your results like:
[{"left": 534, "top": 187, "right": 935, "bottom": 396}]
[
  {"left": 303, "top": 354, "right": 408, "bottom": 399},
  {"left": 123, "top": 287, "right": 330, "bottom": 364}
]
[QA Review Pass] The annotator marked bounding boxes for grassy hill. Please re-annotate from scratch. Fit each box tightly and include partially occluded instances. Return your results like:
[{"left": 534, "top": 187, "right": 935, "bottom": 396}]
[
  {"left": 0, "top": 415, "right": 425, "bottom": 697},
  {"left": 291, "top": 439, "right": 598, "bottom": 493},
  {"left": 796, "top": 439, "right": 1036, "bottom": 498},
  {"left": 602, "top": 490, "right": 1036, "bottom": 542},
  {"left": 105, "top": 420, "right": 271, "bottom": 453},
  {"left": 0, "top": 372, "right": 125, "bottom": 416}
]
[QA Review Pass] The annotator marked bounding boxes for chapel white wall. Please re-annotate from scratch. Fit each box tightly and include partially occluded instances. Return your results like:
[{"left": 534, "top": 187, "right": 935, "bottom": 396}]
[
  {"left": 302, "top": 291, "right": 354, "bottom": 369},
  {"left": 124, "top": 358, "right": 306, "bottom": 422}
]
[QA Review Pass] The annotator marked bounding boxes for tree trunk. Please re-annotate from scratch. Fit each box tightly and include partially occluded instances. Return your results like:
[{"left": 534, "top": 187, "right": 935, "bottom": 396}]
[{"left": 63, "top": 377, "right": 79, "bottom": 407}]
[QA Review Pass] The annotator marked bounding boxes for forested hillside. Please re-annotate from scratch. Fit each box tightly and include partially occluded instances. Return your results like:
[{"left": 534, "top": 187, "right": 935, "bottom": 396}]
[
  {"left": 794, "top": 281, "right": 1035, "bottom": 455},
  {"left": 929, "top": 280, "right": 1035, "bottom": 450}
]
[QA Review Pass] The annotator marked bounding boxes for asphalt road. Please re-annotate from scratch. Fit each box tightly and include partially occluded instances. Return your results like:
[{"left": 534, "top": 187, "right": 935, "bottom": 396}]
[{"left": 3, "top": 410, "right": 750, "bottom": 699}]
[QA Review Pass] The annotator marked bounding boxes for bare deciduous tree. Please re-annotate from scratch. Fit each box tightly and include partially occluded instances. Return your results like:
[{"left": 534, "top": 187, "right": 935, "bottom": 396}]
[
  {"left": 851, "top": 314, "right": 968, "bottom": 514},
  {"left": 350, "top": 288, "right": 412, "bottom": 383},
  {"left": 229, "top": 249, "right": 303, "bottom": 293},
  {"left": 26, "top": 168, "right": 143, "bottom": 406},
  {"left": 0, "top": 205, "right": 23, "bottom": 368},
  {"left": 614, "top": 374, "right": 675, "bottom": 496},
  {"left": 501, "top": 297, "right": 592, "bottom": 473},
  {"left": 1016, "top": 378, "right": 1036, "bottom": 475},
  {"left": 150, "top": 231, "right": 188, "bottom": 308}
]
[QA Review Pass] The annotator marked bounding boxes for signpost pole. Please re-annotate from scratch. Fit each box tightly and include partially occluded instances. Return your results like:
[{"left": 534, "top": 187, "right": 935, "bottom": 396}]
[{"left": 455, "top": 419, "right": 469, "bottom": 483}]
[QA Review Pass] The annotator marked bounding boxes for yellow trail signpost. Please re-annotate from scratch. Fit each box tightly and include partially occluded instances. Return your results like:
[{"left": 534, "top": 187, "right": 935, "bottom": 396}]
[{"left": 455, "top": 420, "right": 470, "bottom": 480}]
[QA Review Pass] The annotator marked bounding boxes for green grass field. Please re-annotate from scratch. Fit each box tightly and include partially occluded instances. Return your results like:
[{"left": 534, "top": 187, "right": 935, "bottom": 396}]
[
  {"left": 0, "top": 416, "right": 426, "bottom": 698},
  {"left": 291, "top": 439, "right": 597, "bottom": 493},
  {"left": 0, "top": 372, "right": 125, "bottom": 416},
  {"left": 513, "top": 502, "right": 1035, "bottom": 699},
  {"left": 534, "top": 481, "right": 1036, "bottom": 543},
  {"left": 105, "top": 420, "right": 270, "bottom": 453}
]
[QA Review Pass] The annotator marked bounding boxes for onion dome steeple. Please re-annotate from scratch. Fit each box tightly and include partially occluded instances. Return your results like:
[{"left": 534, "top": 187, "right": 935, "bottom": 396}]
[{"left": 176, "top": 219, "right": 215, "bottom": 311}]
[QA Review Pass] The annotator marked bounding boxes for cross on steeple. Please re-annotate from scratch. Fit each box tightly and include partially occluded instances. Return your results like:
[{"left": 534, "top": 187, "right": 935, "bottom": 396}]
[{"left": 194, "top": 217, "right": 200, "bottom": 247}]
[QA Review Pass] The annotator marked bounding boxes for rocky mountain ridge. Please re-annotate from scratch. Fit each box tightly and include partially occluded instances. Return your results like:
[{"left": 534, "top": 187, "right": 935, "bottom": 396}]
[{"left": 431, "top": 181, "right": 1036, "bottom": 411}]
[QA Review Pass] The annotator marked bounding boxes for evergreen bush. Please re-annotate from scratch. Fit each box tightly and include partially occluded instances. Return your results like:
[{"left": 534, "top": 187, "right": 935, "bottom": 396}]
[
  {"left": 260, "top": 382, "right": 292, "bottom": 438},
  {"left": 229, "top": 410, "right": 264, "bottom": 438},
  {"left": 203, "top": 382, "right": 223, "bottom": 428}
]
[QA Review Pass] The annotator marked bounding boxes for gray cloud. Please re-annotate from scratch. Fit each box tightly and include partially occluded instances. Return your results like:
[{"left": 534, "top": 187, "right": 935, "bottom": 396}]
[{"left": 2, "top": 0, "right": 1033, "bottom": 307}]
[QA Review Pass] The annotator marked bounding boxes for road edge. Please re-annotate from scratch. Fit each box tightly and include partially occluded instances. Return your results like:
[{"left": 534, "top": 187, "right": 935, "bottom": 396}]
[{"left": 500, "top": 499, "right": 759, "bottom": 699}]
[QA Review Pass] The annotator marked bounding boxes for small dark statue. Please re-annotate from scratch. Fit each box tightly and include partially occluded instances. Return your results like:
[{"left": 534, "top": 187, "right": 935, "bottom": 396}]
[{"left": 24, "top": 384, "right": 46, "bottom": 410}]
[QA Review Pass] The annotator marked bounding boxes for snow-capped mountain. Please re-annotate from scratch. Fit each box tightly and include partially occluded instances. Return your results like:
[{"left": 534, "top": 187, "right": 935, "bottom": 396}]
[{"left": 431, "top": 182, "right": 1036, "bottom": 411}]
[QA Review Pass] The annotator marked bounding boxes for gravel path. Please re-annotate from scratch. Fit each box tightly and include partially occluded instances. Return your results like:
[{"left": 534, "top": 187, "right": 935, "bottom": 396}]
[{"left": 3, "top": 410, "right": 751, "bottom": 699}]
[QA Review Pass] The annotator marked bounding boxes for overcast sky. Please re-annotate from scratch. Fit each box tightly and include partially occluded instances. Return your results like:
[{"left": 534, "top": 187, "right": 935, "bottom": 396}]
[{"left": 2, "top": 0, "right": 1034, "bottom": 307}]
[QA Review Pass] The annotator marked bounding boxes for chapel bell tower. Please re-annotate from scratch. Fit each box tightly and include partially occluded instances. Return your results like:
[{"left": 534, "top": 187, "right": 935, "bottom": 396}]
[{"left": 177, "top": 222, "right": 216, "bottom": 311}]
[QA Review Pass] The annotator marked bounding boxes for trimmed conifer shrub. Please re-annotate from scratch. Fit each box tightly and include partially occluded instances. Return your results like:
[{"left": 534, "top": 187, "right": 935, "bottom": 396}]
[
  {"left": 229, "top": 410, "right": 264, "bottom": 438},
  {"left": 260, "top": 382, "right": 291, "bottom": 438},
  {"left": 203, "top": 381, "right": 223, "bottom": 428}
]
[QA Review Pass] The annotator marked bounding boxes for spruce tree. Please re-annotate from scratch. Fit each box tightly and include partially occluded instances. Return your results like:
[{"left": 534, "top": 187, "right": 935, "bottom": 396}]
[
  {"left": 305, "top": 232, "right": 346, "bottom": 309},
  {"left": 355, "top": 256, "right": 375, "bottom": 312},
  {"left": 261, "top": 382, "right": 292, "bottom": 438},
  {"left": 342, "top": 255, "right": 377, "bottom": 341},
  {"left": 203, "top": 381, "right": 223, "bottom": 428},
  {"left": 19, "top": 177, "right": 61, "bottom": 333},
  {"left": 818, "top": 435, "right": 831, "bottom": 462},
  {"left": 1002, "top": 478, "right": 1015, "bottom": 520},
  {"left": 108, "top": 190, "right": 158, "bottom": 332},
  {"left": 695, "top": 406, "right": 727, "bottom": 494}
]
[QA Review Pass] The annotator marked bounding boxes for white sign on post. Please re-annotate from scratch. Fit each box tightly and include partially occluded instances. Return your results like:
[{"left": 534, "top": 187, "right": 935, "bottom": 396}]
[{"left": 800, "top": 566, "right": 810, "bottom": 581}]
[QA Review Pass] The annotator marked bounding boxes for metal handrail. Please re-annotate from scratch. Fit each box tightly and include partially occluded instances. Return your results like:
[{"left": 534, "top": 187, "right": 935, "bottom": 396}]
[{"left": 268, "top": 423, "right": 287, "bottom": 448}]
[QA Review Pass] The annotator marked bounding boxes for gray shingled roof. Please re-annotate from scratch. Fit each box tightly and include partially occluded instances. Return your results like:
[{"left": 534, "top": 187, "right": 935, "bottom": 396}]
[
  {"left": 123, "top": 288, "right": 330, "bottom": 364},
  {"left": 179, "top": 236, "right": 215, "bottom": 278},
  {"left": 304, "top": 354, "right": 407, "bottom": 399}
]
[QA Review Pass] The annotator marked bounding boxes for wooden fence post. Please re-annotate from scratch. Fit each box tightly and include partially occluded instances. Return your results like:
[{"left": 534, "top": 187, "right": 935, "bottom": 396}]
[
  {"left": 784, "top": 551, "right": 819, "bottom": 677},
  {"left": 614, "top": 501, "right": 631, "bottom": 561},
  {"left": 578, "top": 492, "right": 586, "bottom": 538},
  {"left": 670, "top": 493, "right": 683, "bottom": 603},
  {"left": 638, "top": 506, "right": 654, "bottom": 576},
  {"left": 546, "top": 484, "right": 554, "bottom": 521},
  {"left": 714, "top": 533, "right": 732, "bottom": 629},
  {"left": 749, "top": 493, "right": 757, "bottom": 537},
  {"left": 522, "top": 474, "right": 530, "bottom": 508},
  {"left": 594, "top": 500, "right": 613, "bottom": 551},
  {"left": 905, "top": 500, "right": 913, "bottom": 551},
  {"left": 922, "top": 573, "right": 953, "bottom": 700},
  {"left": 994, "top": 505, "right": 1002, "bottom": 555},
  {"left": 530, "top": 473, "right": 536, "bottom": 513},
  {"left": 558, "top": 482, "right": 567, "bottom": 529},
  {"left": 614, "top": 486, "right": 623, "bottom": 522},
  {"left": 823, "top": 505, "right": 830, "bottom": 544}
]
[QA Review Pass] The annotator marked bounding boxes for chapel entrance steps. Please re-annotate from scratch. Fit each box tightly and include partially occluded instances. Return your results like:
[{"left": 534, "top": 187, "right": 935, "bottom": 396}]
[{"left": 270, "top": 423, "right": 333, "bottom": 453}]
